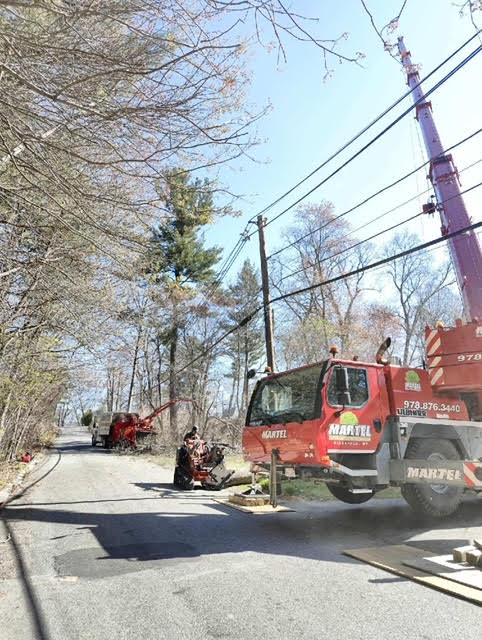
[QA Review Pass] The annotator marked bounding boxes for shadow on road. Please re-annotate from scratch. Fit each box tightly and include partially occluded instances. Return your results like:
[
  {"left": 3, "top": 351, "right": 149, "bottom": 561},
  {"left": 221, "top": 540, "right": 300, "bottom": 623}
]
[
  {"left": 56, "top": 441, "right": 108, "bottom": 454},
  {"left": 4, "top": 429, "right": 482, "bottom": 586},
  {"left": 1, "top": 518, "right": 50, "bottom": 640},
  {"left": 3, "top": 487, "right": 481, "bottom": 581}
]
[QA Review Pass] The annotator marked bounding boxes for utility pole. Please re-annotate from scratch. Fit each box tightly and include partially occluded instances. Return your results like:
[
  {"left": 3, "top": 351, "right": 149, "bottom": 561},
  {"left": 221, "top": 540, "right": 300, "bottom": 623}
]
[{"left": 256, "top": 215, "right": 276, "bottom": 372}]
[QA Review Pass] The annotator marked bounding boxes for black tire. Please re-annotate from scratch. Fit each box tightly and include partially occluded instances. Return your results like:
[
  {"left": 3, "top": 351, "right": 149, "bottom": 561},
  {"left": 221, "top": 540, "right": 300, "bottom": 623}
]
[
  {"left": 103, "top": 436, "right": 111, "bottom": 449},
  {"left": 326, "top": 483, "right": 373, "bottom": 504},
  {"left": 174, "top": 466, "right": 194, "bottom": 490},
  {"left": 173, "top": 466, "right": 181, "bottom": 487},
  {"left": 401, "top": 438, "right": 462, "bottom": 517}
]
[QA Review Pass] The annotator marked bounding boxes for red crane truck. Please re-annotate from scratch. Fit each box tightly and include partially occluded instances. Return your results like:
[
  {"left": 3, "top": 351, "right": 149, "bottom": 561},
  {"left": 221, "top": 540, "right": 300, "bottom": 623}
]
[{"left": 242, "top": 38, "right": 482, "bottom": 517}]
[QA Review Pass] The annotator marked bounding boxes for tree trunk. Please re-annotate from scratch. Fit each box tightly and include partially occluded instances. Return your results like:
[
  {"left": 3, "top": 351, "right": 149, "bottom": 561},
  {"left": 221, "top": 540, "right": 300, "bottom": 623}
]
[
  {"left": 127, "top": 327, "right": 142, "bottom": 412},
  {"left": 241, "top": 327, "right": 249, "bottom": 414},
  {"left": 169, "top": 324, "right": 179, "bottom": 441}
]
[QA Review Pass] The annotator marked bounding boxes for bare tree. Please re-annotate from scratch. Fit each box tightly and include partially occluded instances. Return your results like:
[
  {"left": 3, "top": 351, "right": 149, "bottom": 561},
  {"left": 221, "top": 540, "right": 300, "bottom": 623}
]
[
  {"left": 270, "top": 202, "right": 373, "bottom": 366},
  {"left": 0, "top": 1, "right": 363, "bottom": 458},
  {"left": 383, "top": 233, "right": 459, "bottom": 366}
]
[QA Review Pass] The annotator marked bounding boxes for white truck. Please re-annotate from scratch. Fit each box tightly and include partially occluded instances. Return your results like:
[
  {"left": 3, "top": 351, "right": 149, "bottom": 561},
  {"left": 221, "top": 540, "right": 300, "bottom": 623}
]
[{"left": 89, "top": 412, "right": 114, "bottom": 448}]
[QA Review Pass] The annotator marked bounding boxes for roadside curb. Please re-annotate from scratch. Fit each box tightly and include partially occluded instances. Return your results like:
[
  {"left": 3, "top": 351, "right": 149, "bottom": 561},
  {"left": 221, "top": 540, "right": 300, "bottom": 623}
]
[{"left": 0, "top": 456, "right": 41, "bottom": 510}]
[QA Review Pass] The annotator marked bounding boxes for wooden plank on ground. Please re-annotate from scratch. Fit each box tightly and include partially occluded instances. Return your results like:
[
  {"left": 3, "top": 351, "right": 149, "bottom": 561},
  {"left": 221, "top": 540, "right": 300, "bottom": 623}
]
[
  {"left": 343, "top": 544, "right": 482, "bottom": 606},
  {"left": 213, "top": 498, "right": 294, "bottom": 514},
  {"left": 402, "top": 555, "right": 482, "bottom": 591}
]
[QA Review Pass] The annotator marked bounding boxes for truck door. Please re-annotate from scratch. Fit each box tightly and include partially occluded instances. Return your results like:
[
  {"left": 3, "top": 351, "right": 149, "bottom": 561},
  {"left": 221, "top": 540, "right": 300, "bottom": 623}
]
[{"left": 323, "top": 365, "right": 386, "bottom": 454}]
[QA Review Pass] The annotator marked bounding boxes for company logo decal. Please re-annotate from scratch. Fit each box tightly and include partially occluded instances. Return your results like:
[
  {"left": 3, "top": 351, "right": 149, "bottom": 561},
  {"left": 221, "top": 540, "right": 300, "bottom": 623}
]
[
  {"left": 405, "top": 370, "right": 421, "bottom": 392},
  {"left": 261, "top": 429, "right": 287, "bottom": 439},
  {"left": 407, "top": 466, "right": 462, "bottom": 481},
  {"left": 328, "top": 412, "right": 372, "bottom": 441}
]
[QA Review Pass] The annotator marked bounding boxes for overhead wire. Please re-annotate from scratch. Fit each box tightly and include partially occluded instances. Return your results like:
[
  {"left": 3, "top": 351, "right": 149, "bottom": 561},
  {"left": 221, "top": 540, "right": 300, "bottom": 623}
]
[
  {"left": 252, "top": 41, "right": 482, "bottom": 236},
  {"left": 267, "top": 127, "right": 482, "bottom": 260},
  {"left": 275, "top": 210, "right": 425, "bottom": 286},
  {"left": 242, "top": 30, "right": 482, "bottom": 234},
  {"left": 269, "top": 221, "right": 482, "bottom": 305},
  {"left": 273, "top": 226, "right": 481, "bottom": 301},
  {"left": 198, "top": 33, "right": 481, "bottom": 297},
  {"left": 156, "top": 224, "right": 481, "bottom": 383},
  {"left": 200, "top": 231, "right": 250, "bottom": 301},
  {"left": 272, "top": 165, "right": 482, "bottom": 285}
]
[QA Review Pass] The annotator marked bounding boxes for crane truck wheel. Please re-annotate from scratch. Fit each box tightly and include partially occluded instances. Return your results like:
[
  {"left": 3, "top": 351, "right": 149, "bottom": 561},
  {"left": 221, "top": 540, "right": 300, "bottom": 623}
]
[
  {"left": 326, "top": 484, "right": 373, "bottom": 504},
  {"left": 401, "top": 438, "right": 463, "bottom": 517}
]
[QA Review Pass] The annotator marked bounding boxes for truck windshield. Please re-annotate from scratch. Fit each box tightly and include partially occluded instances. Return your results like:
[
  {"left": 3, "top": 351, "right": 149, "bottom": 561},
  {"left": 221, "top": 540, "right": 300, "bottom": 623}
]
[{"left": 247, "top": 365, "right": 324, "bottom": 426}]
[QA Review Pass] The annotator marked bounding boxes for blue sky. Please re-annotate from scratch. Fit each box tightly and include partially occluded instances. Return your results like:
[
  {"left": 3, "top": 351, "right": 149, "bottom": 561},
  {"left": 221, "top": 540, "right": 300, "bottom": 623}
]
[{"left": 205, "top": 0, "right": 482, "bottom": 283}]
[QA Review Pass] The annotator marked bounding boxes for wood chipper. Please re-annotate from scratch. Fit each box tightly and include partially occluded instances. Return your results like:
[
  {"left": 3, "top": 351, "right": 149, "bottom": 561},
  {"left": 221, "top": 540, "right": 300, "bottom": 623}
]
[{"left": 100, "top": 398, "right": 194, "bottom": 450}]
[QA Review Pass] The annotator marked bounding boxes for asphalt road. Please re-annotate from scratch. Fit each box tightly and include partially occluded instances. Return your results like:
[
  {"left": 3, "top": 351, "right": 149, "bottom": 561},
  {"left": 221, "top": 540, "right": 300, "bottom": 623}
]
[{"left": 1, "top": 426, "right": 481, "bottom": 640}]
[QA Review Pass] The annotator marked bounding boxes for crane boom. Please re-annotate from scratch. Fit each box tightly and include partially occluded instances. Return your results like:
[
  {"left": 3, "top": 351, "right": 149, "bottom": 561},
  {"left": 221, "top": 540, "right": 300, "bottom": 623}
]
[{"left": 397, "top": 37, "right": 482, "bottom": 321}]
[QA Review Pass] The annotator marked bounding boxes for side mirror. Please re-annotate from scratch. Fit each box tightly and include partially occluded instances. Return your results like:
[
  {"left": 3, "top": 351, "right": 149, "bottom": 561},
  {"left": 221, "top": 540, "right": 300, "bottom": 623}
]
[
  {"left": 247, "top": 369, "right": 257, "bottom": 379},
  {"left": 334, "top": 367, "right": 351, "bottom": 406}
]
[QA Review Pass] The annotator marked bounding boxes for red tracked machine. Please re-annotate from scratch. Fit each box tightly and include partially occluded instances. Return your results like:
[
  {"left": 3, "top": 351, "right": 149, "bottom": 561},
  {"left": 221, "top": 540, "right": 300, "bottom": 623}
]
[{"left": 173, "top": 438, "right": 235, "bottom": 491}]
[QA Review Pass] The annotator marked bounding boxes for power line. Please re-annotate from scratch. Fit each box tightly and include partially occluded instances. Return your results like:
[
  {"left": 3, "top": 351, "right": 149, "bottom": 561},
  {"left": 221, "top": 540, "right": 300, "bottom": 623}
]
[
  {"left": 203, "top": 34, "right": 481, "bottom": 297},
  {"left": 246, "top": 30, "right": 482, "bottom": 225},
  {"left": 272, "top": 172, "right": 482, "bottom": 286},
  {"left": 269, "top": 221, "right": 482, "bottom": 306},
  {"left": 274, "top": 226, "right": 481, "bottom": 301},
  {"left": 267, "top": 127, "right": 482, "bottom": 261},
  {"left": 275, "top": 210, "right": 424, "bottom": 286},
  {"left": 156, "top": 224, "right": 481, "bottom": 385},
  {"left": 202, "top": 33, "right": 482, "bottom": 302},
  {"left": 200, "top": 231, "right": 250, "bottom": 301},
  {"left": 246, "top": 40, "right": 482, "bottom": 241},
  {"left": 243, "top": 31, "right": 482, "bottom": 233}
]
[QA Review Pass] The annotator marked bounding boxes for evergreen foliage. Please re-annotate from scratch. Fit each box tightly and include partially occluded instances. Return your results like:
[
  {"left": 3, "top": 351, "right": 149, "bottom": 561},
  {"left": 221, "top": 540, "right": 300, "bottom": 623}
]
[
  {"left": 145, "top": 169, "right": 222, "bottom": 435},
  {"left": 149, "top": 171, "right": 221, "bottom": 286},
  {"left": 223, "top": 259, "right": 264, "bottom": 417}
]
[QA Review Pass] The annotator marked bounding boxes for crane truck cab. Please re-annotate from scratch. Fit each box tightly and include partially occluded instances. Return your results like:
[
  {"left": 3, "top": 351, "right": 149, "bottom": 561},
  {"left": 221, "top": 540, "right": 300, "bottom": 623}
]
[{"left": 242, "top": 353, "right": 482, "bottom": 517}]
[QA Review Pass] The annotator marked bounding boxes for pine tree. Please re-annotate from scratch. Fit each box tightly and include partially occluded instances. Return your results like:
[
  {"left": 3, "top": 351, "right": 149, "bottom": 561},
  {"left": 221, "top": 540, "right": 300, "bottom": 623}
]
[
  {"left": 147, "top": 169, "right": 221, "bottom": 437},
  {"left": 224, "top": 259, "right": 264, "bottom": 417}
]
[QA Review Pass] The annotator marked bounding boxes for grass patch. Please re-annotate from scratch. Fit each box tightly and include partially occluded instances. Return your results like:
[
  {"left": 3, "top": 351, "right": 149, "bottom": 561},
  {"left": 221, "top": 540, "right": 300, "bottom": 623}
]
[
  {"left": 281, "top": 479, "right": 334, "bottom": 501},
  {"left": 373, "top": 486, "right": 401, "bottom": 499},
  {"left": 282, "top": 480, "right": 402, "bottom": 501},
  {"left": 236, "top": 478, "right": 402, "bottom": 502}
]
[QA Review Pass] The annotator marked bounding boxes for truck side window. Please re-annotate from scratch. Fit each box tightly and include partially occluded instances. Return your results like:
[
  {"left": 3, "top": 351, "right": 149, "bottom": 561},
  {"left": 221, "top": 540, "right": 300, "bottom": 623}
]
[{"left": 327, "top": 367, "right": 369, "bottom": 408}]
